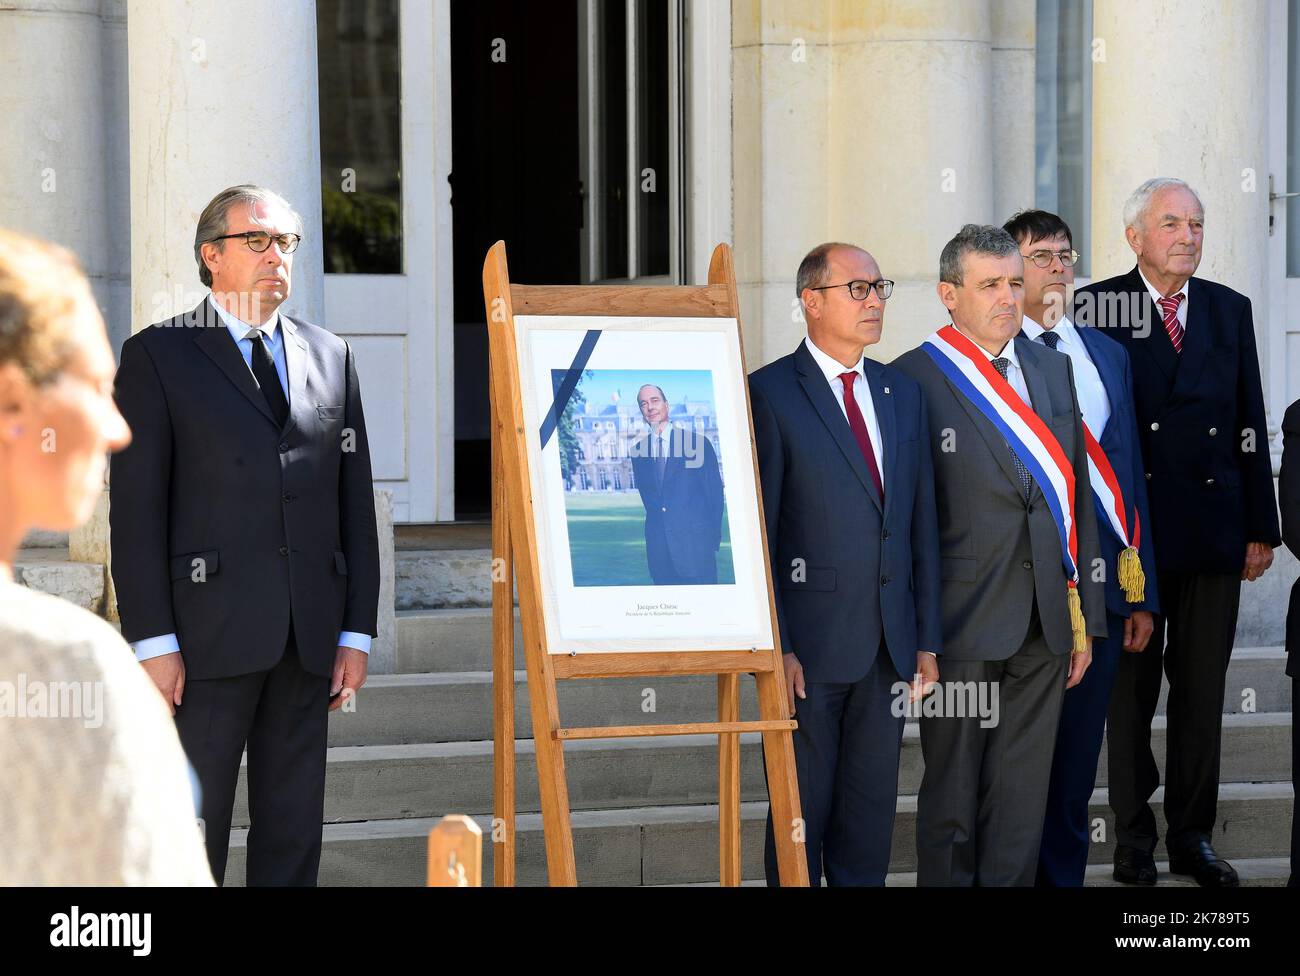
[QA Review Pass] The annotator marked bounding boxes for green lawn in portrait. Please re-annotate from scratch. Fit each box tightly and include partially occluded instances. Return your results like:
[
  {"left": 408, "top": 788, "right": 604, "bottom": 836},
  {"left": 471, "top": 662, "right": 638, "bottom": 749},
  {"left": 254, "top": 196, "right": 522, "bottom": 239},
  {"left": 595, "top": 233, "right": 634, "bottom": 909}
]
[{"left": 564, "top": 491, "right": 735, "bottom": 586}]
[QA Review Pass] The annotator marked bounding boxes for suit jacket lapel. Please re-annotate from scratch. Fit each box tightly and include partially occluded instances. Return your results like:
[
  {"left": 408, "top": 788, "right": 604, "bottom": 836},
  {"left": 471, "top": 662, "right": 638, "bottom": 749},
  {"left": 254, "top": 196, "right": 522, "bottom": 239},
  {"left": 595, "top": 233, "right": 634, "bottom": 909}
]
[
  {"left": 660, "top": 426, "right": 684, "bottom": 491},
  {"left": 864, "top": 360, "right": 894, "bottom": 517},
  {"left": 1127, "top": 267, "right": 1179, "bottom": 386},
  {"left": 281, "top": 317, "right": 310, "bottom": 437},
  {"left": 793, "top": 343, "right": 882, "bottom": 512},
  {"left": 190, "top": 300, "right": 278, "bottom": 428},
  {"left": 1017, "top": 337, "right": 1051, "bottom": 503},
  {"left": 1076, "top": 325, "right": 1122, "bottom": 441}
]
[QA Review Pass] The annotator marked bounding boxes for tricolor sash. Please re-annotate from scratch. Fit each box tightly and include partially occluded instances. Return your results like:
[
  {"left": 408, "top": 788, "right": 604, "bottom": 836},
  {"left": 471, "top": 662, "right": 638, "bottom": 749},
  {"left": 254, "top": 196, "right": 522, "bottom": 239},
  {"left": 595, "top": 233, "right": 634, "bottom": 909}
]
[
  {"left": 923, "top": 325, "right": 1088, "bottom": 654},
  {"left": 1082, "top": 424, "right": 1146, "bottom": 603}
]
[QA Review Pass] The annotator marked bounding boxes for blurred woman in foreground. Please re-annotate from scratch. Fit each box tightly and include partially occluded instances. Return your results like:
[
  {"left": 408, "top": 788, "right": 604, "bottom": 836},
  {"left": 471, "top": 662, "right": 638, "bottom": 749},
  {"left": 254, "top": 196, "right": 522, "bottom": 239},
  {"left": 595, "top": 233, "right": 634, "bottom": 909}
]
[{"left": 0, "top": 228, "right": 212, "bottom": 885}]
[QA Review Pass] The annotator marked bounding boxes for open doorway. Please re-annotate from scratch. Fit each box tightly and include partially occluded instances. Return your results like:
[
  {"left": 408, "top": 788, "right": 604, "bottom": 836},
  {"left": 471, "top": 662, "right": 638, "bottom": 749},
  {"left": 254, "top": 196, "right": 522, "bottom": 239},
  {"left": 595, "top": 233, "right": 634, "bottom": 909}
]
[
  {"left": 450, "top": 0, "right": 687, "bottom": 519},
  {"left": 450, "top": 1, "right": 583, "bottom": 518}
]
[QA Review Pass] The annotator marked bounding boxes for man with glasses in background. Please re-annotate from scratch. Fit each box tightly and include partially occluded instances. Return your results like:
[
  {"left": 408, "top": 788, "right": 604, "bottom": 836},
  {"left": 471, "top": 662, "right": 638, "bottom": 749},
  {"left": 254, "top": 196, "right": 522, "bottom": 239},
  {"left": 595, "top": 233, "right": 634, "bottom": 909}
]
[
  {"left": 110, "top": 184, "right": 380, "bottom": 885},
  {"left": 750, "top": 242, "right": 942, "bottom": 885},
  {"left": 1003, "top": 210, "right": 1159, "bottom": 887}
]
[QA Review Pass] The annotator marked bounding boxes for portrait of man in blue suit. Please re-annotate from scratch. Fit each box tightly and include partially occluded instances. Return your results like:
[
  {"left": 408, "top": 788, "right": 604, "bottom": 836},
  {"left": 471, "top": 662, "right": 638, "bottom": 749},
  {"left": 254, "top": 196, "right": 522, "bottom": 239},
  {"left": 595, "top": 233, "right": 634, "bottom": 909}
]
[{"left": 629, "top": 383, "right": 725, "bottom": 585}]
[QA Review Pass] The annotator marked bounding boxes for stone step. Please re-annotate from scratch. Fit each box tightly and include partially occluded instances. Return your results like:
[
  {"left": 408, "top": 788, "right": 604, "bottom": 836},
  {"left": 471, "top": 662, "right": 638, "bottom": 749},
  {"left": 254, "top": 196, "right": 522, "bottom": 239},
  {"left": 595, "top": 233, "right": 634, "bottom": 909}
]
[
  {"left": 19, "top": 529, "right": 69, "bottom": 549},
  {"left": 396, "top": 548, "right": 496, "bottom": 611},
  {"left": 397, "top": 540, "right": 1294, "bottom": 641},
  {"left": 11, "top": 548, "right": 104, "bottom": 614},
  {"left": 223, "top": 782, "right": 1295, "bottom": 886},
  {"left": 335, "top": 649, "right": 1292, "bottom": 746},
  {"left": 284, "top": 713, "right": 1292, "bottom": 826},
  {"left": 397, "top": 603, "right": 1293, "bottom": 705},
  {"left": 396, "top": 608, "right": 522, "bottom": 673},
  {"left": 665, "top": 857, "right": 1294, "bottom": 887}
]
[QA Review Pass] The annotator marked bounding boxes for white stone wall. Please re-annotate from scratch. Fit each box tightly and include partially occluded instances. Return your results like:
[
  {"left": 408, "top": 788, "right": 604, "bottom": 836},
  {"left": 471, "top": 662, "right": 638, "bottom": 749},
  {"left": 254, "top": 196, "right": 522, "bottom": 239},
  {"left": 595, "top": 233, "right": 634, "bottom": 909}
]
[{"left": 732, "top": 0, "right": 1037, "bottom": 368}]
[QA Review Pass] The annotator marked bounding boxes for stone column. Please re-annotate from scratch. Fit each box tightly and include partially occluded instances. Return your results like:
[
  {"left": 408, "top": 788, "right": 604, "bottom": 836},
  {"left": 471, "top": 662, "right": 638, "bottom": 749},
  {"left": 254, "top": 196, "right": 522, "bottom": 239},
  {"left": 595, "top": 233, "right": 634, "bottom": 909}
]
[
  {"left": 733, "top": 0, "right": 998, "bottom": 367},
  {"left": 0, "top": 0, "right": 110, "bottom": 321},
  {"left": 1090, "top": 0, "right": 1268, "bottom": 312},
  {"left": 992, "top": 0, "right": 1036, "bottom": 225},
  {"left": 830, "top": 0, "right": 995, "bottom": 361},
  {"left": 127, "top": 0, "right": 325, "bottom": 331},
  {"left": 732, "top": 0, "right": 834, "bottom": 368}
]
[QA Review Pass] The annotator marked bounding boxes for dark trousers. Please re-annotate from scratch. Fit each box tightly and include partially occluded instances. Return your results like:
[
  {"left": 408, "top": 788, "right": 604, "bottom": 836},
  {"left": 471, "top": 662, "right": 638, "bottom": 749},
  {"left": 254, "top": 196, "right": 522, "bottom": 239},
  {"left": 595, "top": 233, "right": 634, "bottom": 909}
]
[
  {"left": 763, "top": 648, "right": 904, "bottom": 886},
  {"left": 1291, "top": 677, "right": 1298, "bottom": 888},
  {"left": 1036, "top": 610, "right": 1126, "bottom": 886},
  {"left": 916, "top": 622, "right": 1067, "bottom": 886},
  {"left": 1107, "top": 571, "right": 1240, "bottom": 855},
  {"left": 645, "top": 523, "right": 717, "bottom": 585},
  {"left": 174, "top": 625, "right": 330, "bottom": 886}
]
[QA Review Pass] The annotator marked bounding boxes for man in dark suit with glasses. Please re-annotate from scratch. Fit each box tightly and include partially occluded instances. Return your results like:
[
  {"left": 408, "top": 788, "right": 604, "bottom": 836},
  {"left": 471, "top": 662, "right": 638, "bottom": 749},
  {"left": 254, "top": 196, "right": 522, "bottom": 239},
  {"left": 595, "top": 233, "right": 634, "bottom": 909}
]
[{"left": 110, "top": 184, "right": 380, "bottom": 885}]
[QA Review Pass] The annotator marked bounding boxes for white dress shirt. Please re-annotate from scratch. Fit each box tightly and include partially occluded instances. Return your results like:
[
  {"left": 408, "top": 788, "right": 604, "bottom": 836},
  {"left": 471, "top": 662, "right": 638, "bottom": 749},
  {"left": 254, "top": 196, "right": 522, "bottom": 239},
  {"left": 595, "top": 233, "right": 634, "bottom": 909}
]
[
  {"left": 131, "top": 295, "right": 372, "bottom": 662},
  {"left": 1021, "top": 315, "right": 1111, "bottom": 436},
  {"left": 803, "top": 336, "right": 885, "bottom": 487},
  {"left": 1137, "top": 267, "right": 1189, "bottom": 332}
]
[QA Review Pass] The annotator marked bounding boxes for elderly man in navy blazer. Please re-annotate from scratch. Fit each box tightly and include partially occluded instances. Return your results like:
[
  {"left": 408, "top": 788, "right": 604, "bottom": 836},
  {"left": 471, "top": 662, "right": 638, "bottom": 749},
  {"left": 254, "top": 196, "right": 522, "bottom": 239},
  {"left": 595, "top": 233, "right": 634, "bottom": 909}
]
[
  {"left": 1001, "top": 210, "right": 1159, "bottom": 887},
  {"left": 750, "top": 242, "right": 942, "bottom": 885},
  {"left": 1074, "top": 178, "right": 1281, "bottom": 887}
]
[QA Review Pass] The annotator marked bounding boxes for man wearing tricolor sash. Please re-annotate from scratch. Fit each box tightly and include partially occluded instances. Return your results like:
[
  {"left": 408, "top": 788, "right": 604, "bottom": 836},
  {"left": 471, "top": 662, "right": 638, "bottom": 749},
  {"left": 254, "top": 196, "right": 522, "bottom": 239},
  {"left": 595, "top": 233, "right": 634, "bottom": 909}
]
[
  {"left": 893, "top": 224, "right": 1107, "bottom": 886},
  {"left": 1002, "top": 210, "right": 1159, "bottom": 888}
]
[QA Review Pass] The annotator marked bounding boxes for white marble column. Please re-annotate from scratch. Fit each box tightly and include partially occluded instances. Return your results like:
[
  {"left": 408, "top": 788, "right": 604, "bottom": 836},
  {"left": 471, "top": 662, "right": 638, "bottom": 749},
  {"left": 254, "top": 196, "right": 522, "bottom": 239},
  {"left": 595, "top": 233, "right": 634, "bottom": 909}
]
[
  {"left": 127, "top": 0, "right": 325, "bottom": 332},
  {"left": 992, "top": 0, "right": 1036, "bottom": 225},
  {"left": 0, "top": 0, "right": 110, "bottom": 318},
  {"left": 1090, "top": 0, "right": 1268, "bottom": 310},
  {"left": 732, "top": 0, "right": 834, "bottom": 368},
  {"left": 733, "top": 0, "right": 999, "bottom": 366}
]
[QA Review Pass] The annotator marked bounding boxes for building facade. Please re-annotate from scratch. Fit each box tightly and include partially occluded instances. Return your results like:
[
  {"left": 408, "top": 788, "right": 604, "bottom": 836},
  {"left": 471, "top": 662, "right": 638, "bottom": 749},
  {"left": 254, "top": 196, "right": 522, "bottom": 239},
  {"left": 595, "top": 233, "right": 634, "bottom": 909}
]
[{"left": 1, "top": 0, "right": 1297, "bottom": 527}]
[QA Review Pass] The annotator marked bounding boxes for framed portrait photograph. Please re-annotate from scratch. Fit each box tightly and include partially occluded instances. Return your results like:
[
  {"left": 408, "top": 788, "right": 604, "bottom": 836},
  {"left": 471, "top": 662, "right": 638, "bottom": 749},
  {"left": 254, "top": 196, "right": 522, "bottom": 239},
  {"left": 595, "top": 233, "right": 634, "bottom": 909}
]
[{"left": 514, "top": 314, "right": 774, "bottom": 654}]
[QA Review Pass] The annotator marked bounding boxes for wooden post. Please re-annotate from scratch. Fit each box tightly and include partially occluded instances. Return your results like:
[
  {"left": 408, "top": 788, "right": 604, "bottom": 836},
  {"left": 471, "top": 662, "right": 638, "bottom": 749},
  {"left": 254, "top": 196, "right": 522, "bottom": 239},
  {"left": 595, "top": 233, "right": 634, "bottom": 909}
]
[
  {"left": 490, "top": 378, "right": 516, "bottom": 887},
  {"left": 427, "top": 815, "right": 483, "bottom": 887}
]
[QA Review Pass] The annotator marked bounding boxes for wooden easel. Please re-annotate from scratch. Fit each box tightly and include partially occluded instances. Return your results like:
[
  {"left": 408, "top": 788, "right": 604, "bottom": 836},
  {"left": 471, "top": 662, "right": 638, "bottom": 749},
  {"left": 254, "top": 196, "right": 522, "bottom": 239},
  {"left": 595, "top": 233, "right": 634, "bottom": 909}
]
[{"left": 483, "top": 241, "right": 808, "bottom": 887}]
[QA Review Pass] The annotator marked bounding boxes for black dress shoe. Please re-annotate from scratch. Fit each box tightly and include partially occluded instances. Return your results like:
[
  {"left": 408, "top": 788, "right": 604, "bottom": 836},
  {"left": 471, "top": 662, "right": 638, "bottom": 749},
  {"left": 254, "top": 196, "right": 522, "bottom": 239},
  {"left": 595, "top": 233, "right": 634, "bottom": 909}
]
[
  {"left": 1168, "top": 840, "right": 1240, "bottom": 887},
  {"left": 1113, "top": 846, "right": 1158, "bottom": 886}
]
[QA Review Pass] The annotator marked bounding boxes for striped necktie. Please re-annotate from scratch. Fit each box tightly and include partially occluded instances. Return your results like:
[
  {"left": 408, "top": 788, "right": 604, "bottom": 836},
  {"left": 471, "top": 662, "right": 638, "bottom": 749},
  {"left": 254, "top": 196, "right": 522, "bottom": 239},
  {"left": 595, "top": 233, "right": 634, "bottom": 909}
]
[{"left": 1158, "top": 293, "right": 1185, "bottom": 353}]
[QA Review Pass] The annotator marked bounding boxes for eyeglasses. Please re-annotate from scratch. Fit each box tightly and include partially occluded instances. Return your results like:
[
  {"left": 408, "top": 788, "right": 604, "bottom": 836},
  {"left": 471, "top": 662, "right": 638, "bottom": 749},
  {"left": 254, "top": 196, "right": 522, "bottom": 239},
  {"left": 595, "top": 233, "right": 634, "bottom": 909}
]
[
  {"left": 205, "top": 231, "right": 303, "bottom": 254},
  {"left": 810, "top": 279, "right": 894, "bottom": 300},
  {"left": 1021, "top": 248, "right": 1079, "bottom": 268}
]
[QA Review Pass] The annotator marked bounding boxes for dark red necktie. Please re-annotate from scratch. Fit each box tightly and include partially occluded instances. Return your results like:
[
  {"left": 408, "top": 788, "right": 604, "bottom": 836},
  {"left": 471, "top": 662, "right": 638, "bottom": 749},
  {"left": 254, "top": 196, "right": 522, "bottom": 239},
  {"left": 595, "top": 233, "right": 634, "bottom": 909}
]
[
  {"left": 1158, "top": 293, "right": 1185, "bottom": 353},
  {"left": 838, "top": 371, "right": 884, "bottom": 502}
]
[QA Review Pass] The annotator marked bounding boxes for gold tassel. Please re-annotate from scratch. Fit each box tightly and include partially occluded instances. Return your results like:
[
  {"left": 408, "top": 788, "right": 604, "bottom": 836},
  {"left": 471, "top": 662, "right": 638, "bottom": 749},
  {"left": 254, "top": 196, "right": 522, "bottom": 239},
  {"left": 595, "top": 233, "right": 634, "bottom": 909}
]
[
  {"left": 1118, "top": 546, "right": 1145, "bottom": 604},
  {"left": 1067, "top": 585, "right": 1088, "bottom": 655}
]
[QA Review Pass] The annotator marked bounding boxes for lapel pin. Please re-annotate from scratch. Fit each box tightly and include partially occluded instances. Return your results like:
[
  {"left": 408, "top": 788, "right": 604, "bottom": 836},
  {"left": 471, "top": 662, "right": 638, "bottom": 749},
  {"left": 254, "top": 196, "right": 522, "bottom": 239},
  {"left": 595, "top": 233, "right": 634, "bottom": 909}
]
[{"left": 884, "top": 387, "right": 890, "bottom": 394}]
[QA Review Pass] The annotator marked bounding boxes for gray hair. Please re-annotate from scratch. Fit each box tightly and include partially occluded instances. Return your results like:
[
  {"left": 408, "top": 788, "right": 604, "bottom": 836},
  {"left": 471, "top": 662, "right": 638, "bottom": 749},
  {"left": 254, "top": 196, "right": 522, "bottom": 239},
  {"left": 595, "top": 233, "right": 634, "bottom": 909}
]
[
  {"left": 939, "top": 224, "right": 1019, "bottom": 286},
  {"left": 795, "top": 242, "right": 861, "bottom": 297},
  {"left": 194, "top": 184, "right": 303, "bottom": 287},
  {"left": 1122, "top": 177, "right": 1204, "bottom": 232}
]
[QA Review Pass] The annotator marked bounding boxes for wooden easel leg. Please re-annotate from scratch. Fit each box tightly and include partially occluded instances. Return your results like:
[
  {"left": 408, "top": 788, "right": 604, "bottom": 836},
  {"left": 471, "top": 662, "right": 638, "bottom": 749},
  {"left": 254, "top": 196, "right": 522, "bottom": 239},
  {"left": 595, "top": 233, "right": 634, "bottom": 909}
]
[
  {"left": 526, "top": 668, "right": 578, "bottom": 885},
  {"left": 491, "top": 391, "right": 516, "bottom": 887},
  {"left": 754, "top": 669, "right": 810, "bottom": 886},
  {"left": 718, "top": 673, "right": 741, "bottom": 886}
]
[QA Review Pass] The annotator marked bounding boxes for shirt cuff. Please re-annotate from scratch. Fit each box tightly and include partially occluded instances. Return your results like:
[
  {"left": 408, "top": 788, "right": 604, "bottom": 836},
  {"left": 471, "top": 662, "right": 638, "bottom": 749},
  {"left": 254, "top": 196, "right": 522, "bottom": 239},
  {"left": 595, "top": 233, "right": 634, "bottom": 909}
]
[
  {"left": 131, "top": 633, "right": 181, "bottom": 662},
  {"left": 338, "top": 631, "right": 372, "bottom": 654}
]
